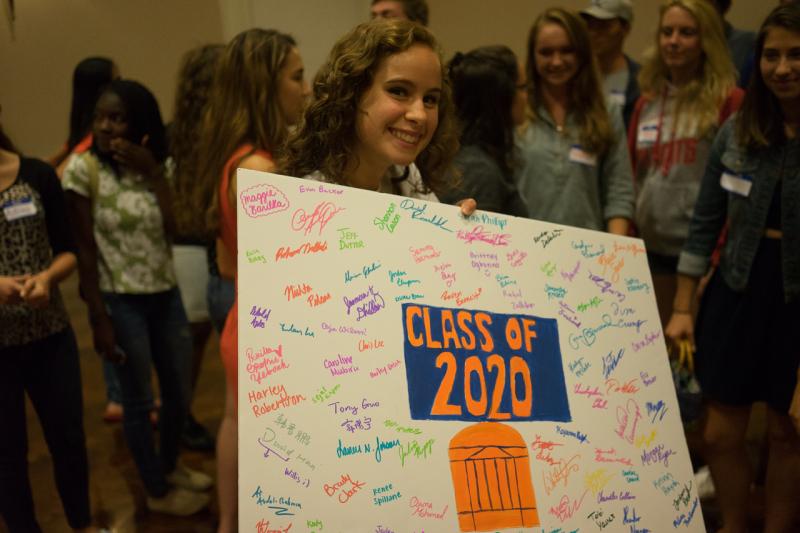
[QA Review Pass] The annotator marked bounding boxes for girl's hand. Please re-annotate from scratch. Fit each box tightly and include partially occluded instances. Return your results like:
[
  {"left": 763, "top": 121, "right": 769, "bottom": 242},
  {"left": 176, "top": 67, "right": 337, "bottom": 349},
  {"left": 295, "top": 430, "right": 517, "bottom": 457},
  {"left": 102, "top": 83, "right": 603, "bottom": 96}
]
[
  {"left": 456, "top": 198, "right": 477, "bottom": 217},
  {"left": 20, "top": 272, "right": 52, "bottom": 308},
  {"left": 664, "top": 312, "right": 695, "bottom": 357},
  {"left": 110, "top": 136, "right": 160, "bottom": 178},
  {"left": 91, "top": 313, "right": 122, "bottom": 362},
  {"left": 0, "top": 275, "right": 27, "bottom": 305}
]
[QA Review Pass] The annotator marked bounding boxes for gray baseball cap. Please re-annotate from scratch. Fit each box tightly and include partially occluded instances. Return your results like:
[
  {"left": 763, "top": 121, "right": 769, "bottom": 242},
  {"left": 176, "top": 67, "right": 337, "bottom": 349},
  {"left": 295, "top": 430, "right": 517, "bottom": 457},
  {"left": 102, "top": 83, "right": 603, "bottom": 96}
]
[{"left": 581, "top": 0, "right": 634, "bottom": 23}]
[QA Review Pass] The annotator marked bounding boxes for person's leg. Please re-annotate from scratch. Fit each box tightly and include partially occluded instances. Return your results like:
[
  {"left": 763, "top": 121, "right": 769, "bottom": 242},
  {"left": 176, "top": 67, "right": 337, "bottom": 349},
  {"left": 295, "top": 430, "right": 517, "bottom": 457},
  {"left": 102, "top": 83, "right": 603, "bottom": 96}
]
[
  {"left": 0, "top": 344, "right": 41, "bottom": 533},
  {"left": 703, "top": 401, "right": 752, "bottom": 533},
  {"left": 763, "top": 407, "right": 800, "bottom": 533},
  {"left": 207, "top": 272, "right": 235, "bottom": 334},
  {"left": 147, "top": 288, "right": 192, "bottom": 475},
  {"left": 103, "top": 292, "right": 167, "bottom": 497},
  {"left": 217, "top": 381, "right": 238, "bottom": 533},
  {"left": 24, "top": 329, "right": 92, "bottom": 530}
]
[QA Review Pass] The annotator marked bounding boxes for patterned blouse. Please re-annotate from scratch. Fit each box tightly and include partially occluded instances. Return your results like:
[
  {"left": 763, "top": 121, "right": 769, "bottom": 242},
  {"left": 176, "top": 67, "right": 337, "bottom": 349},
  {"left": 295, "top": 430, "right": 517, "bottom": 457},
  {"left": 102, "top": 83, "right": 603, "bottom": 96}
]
[
  {"left": 62, "top": 152, "right": 176, "bottom": 293},
  {"left": 1, "top": 158, "right": 74, "bottom": 347}
]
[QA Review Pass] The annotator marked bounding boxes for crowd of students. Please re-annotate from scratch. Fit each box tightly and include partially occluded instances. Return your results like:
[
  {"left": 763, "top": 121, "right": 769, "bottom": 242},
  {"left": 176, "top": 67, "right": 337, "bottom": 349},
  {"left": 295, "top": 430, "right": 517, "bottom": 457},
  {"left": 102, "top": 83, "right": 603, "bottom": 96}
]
[{"left": 1, "top": 0, "right": 799, "bottom": 531}]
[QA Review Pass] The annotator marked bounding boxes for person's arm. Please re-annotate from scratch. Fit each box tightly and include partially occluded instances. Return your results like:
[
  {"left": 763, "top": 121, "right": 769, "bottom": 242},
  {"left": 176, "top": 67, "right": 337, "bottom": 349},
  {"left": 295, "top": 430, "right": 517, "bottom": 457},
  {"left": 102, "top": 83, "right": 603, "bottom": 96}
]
[
  {"left": 65, "top": 190, "right": 118, "bottom": 360},
  {"left": 217, "top": 152, "right": 276, "bottom": 280},
  {"left": 666, "top": 122, "right": 734, "bottom": 352},
  {"left": 19, "top": 161, "right": 78, "bottom": 307},
  {"left": 600, "top": 105, "right": 635, "bottom": 236},
  {"left": 664, "top": 273, "right": 700, "bottom": 352},
  {"left": 606, "top": 217, "right": 629, "bottom": 235}
]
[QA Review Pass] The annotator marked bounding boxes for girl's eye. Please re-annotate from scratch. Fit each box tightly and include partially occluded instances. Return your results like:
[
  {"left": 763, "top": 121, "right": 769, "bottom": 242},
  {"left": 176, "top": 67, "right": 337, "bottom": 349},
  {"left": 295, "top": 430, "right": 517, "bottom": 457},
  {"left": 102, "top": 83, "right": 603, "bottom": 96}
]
[
  {"left": 388, "top": 86, "right": 407, "bottom": 97},
  {"left": 679, "top": 28, "right": 697, "bottom": 37},
  {"left": 763, "top": 50, "right": 779, "bottom": 61},
  {"left": 423, "top": 94, "right": 440, "bottom": 107}
]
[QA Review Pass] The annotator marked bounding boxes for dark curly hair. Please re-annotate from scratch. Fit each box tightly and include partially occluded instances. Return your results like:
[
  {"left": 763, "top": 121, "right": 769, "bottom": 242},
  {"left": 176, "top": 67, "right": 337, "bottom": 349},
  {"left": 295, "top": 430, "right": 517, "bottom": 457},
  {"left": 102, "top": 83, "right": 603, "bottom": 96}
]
[
  {"left": 449, "top": 45, "right": 520, "bottom": 177},
  {"left": 169, "top": 44, "right": 223, "bottom": 238},
  {"left": 282, "top": 19, "right": 457, "bottom": 195}
]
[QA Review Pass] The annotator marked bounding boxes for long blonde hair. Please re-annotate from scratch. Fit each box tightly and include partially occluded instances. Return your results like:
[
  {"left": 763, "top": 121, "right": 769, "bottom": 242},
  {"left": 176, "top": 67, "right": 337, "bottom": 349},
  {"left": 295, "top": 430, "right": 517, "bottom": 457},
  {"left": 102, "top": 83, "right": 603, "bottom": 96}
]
[
  {"left": 526, "top": 8, "right": 613, "bottom": 156},
  {"left": 193, "top": 29, "right": 295, "bottom": 236},
  {"left": 638, "top": 0, "right": 736, "bottom": 137}
]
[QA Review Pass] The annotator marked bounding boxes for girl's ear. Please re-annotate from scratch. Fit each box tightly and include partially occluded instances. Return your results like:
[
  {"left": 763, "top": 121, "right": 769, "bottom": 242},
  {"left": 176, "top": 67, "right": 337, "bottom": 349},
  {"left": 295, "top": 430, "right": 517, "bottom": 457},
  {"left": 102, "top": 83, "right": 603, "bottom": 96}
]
[{"left": 141, "top": 134, "right": 150, "bottom": 146}]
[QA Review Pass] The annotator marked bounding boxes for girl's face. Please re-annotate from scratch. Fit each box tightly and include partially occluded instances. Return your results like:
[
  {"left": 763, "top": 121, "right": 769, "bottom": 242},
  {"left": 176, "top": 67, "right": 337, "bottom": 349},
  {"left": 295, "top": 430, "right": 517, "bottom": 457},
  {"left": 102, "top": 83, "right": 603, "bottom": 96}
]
[
  {"left": 659, "top": 6, "right": 703, "bottom": 76},
  {"left": 534, "top": 23, "right": 579, "bottom": 92},
  {"left": 93, "top": 91, "right": 129, "bottom": 154},
  {"left": 354, "top": 44, "right": 442, "bottom": 180},
  {"left": 512, "top": 60, "right": 528, "bottom": 126},
  {"left": 761, "top": 26, "right": 800, "bottom": 109},
  {"left": 277, "top": 47, "right": 311, "bottom": 127}
]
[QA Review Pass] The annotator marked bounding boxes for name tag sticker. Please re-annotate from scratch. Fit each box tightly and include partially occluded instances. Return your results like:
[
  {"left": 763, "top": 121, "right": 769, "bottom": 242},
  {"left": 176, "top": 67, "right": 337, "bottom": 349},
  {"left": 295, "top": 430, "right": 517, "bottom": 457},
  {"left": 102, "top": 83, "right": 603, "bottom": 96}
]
[
  {"left": 2, "top": 198, "right": 37, "bottom": 221},
  {"left": 720, "top": 171, "right": 752, "bottom": 197},
  {"left": 637, "top": 120, "right": 659, "bottom": 144},
  {"left": 609, "top": 91, "right": 626, "bottom": 106},
  {"left": 568, "top": 145, "right": 597, "bottom": 167}
]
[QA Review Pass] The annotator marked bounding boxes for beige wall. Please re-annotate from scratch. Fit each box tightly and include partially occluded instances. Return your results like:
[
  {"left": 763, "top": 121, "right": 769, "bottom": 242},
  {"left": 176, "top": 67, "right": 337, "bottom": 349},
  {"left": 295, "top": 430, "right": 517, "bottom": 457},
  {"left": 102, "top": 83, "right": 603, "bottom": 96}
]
[
  {"left": 0, "top": 0, "right": 223, "bottom": 158},
  {"left": 429, "top": 0, "right": 775, "bottom": 66},
  {"left": 0, "top": 0, "right": 778, "bottom": 159}
]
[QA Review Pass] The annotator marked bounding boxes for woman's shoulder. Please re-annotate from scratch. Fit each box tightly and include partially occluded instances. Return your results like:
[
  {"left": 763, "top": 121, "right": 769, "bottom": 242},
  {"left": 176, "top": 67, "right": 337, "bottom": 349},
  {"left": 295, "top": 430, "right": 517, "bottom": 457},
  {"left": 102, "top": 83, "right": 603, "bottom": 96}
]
[{"left": 238, "top": 151, "right": 275, "bottom": 173}]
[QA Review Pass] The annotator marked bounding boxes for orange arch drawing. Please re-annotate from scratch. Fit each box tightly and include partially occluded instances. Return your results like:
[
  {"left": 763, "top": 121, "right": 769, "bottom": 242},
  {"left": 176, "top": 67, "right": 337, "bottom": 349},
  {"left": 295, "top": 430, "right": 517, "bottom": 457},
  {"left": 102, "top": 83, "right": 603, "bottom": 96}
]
[{"left": 448, "top": 422, "right": 540, "bottom": 531}]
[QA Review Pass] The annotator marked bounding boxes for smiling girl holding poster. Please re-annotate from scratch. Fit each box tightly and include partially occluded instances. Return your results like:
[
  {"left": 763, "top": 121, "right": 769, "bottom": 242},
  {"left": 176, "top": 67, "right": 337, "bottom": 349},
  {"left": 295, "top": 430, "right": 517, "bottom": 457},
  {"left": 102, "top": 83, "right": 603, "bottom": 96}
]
[
  {"left": 667, "top": 4, "right": 800, "bottom": 531},
  {"left": 283, "top": 19, "right": 475, "bottom": 217}
]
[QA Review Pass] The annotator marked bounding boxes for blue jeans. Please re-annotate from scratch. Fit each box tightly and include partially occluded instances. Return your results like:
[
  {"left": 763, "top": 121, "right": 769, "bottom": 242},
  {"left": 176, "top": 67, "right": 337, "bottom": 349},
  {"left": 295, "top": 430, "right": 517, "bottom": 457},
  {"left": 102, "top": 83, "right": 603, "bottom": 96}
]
[
  {"left": 103, "top": 288, "right": 192, "bottom": 497},
  {"left": 206, "top": 272, "right": 235, "bottom": 333}
]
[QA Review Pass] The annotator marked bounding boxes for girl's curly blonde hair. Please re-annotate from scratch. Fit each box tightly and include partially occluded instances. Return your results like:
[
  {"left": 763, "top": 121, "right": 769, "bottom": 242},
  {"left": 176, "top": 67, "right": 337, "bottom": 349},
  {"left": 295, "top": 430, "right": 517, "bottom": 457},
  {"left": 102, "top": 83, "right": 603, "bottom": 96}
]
[{"left": 281, "top": 19, "right": 457, "bottom": 195}]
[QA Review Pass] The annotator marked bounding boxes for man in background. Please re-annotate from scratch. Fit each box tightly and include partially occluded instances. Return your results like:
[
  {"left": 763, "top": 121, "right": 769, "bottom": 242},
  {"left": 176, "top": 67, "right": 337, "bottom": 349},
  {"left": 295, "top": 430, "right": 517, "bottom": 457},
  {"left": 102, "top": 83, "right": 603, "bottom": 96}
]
[
  {"left": 580, "top": 0, "right": 640, "bottom": 128},
  {"left": 370, "top": 0, "right": 429, "bottom": 26},
  {"left": 709, "top": 0, "right": 756, "bottom": 87}
]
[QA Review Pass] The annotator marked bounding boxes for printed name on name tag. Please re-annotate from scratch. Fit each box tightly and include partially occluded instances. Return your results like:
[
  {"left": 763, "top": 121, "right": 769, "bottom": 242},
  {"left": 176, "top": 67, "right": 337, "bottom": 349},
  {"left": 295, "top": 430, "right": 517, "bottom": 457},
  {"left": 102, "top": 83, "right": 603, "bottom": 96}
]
[
  {"left": 637, "top": 120, "right": 659, "bottom": 144},
  {"left": 568, "top": 145, "right": 597, "bottom": 167},
  {"left": 720, "top": 171, "right": 752, "bottom": 196},
  {"left": 2, "top": 198, "right": 38, "bottom": 221}
]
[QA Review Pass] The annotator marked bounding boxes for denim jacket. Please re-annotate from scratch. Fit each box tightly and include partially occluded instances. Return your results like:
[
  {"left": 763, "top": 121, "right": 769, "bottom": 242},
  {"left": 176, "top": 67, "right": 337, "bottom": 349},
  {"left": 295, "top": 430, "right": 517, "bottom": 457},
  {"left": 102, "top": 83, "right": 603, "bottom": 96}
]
[{"left": 678, "top": 117, "right": 800, "bottom": 302}]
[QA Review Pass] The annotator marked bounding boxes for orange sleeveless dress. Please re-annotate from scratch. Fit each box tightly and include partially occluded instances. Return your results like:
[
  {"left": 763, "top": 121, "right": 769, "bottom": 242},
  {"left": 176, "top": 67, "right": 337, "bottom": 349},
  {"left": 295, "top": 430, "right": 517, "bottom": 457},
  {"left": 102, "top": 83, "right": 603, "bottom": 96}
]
[{"left": 218, "top": 144, "right": 272, "bottom": 399}]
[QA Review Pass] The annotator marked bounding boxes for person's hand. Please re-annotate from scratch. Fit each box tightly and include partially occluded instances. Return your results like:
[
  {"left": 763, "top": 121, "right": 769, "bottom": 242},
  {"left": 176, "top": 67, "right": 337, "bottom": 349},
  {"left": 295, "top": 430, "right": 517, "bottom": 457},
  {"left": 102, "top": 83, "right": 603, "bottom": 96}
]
[
  {"left": 19, "top": 272, "right": 52, "bottom": 308},
  {"left": 91, "top": 313, "right": 123, "bottom": 362},
  {"left": 110, "top": 136, "right": 160, "bottom": 178},
  {"left": 790, "top": 380, "right": 800, "bottom": 435},
  {"left": 0, "top": 275, "right": 27, "bottom": 305},
  {"left": 664, "top": 311, "right": 695, "bottom": 357},
  {"left": 456, "top": 198, "right": 477, "bottom": 217}
]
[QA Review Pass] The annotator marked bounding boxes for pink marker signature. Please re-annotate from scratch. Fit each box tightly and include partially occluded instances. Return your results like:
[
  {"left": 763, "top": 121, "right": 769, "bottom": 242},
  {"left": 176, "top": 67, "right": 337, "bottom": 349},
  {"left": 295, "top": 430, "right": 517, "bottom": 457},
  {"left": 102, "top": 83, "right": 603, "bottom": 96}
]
[{"left": 291, "top": 201, "right": 345, "bottom": 236}]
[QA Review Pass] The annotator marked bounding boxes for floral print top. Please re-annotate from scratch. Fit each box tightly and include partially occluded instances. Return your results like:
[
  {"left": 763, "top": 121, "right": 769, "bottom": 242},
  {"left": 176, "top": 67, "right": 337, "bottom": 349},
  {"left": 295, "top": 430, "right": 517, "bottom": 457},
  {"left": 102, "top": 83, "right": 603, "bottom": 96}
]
[{"left": 62, "top": 152, "right": 176, "bottom": 293}]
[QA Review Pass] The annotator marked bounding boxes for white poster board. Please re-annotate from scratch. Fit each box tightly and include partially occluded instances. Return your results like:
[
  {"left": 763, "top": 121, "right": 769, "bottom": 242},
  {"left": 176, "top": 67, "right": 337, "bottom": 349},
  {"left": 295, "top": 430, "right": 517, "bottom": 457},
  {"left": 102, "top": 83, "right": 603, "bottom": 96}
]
[{"left": 237, "top": 169, "right": 704, "bottom": 533}]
